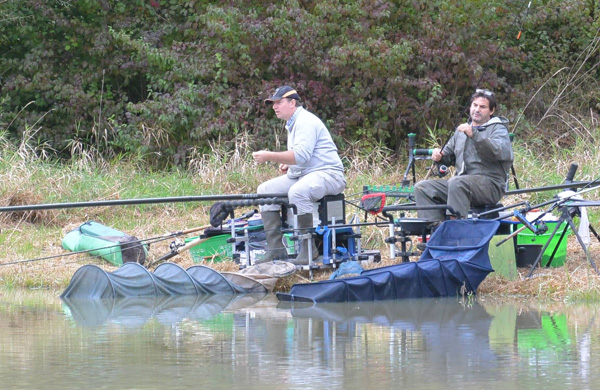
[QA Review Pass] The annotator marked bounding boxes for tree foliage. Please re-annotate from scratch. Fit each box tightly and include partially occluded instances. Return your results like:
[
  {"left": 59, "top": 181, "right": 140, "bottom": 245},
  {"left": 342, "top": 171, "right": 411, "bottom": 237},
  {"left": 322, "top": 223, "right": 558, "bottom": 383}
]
[{"left": 1, "top": 0, "right": 599, "bottom": 166}]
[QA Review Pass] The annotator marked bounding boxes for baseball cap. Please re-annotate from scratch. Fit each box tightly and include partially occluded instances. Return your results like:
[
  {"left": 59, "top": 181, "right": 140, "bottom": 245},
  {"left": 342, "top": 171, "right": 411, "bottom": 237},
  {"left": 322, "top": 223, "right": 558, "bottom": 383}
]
[{"left": 264, "top": 86, "right": 300, "bottom": 104}]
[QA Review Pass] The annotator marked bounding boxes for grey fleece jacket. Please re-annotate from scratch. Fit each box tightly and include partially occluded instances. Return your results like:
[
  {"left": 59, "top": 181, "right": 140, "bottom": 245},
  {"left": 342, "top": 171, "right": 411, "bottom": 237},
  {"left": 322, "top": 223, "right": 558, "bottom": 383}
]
[
  {"left": 440, "top": 116, "right": 514, "bottom": 189},
  {"left": 286, "top": 107, "right": 345, "bottom": 179}
]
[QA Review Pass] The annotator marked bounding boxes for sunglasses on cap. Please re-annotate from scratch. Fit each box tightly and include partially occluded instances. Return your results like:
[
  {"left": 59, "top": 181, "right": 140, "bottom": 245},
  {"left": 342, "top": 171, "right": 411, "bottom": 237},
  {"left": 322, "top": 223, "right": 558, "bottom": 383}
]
[{"left": 475, "top": 89, "right": 494, "bottom": 96}]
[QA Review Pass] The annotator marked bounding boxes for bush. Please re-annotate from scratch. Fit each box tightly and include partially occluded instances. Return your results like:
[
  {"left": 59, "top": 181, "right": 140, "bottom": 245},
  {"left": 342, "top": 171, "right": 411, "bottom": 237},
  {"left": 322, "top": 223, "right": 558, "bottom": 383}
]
[{"left": 1, "top": 0, "right": 599, "bottom": 166}]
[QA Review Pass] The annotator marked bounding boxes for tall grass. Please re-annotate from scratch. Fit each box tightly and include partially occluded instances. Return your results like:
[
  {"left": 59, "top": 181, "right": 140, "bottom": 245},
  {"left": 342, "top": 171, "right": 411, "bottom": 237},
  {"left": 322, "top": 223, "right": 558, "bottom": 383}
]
[{"left": 2, "top": 97, "right": 600, "bottom": 296}]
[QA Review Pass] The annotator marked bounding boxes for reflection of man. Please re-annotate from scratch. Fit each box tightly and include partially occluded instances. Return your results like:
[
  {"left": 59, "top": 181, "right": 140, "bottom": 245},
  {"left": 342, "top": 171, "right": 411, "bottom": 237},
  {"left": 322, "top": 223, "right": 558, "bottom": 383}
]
[
  {"left": 414, "top": 89, "right": 513, "bottom": 220},
  {"left": 253, "top": 86, "right": 346, "bottom": 265}
]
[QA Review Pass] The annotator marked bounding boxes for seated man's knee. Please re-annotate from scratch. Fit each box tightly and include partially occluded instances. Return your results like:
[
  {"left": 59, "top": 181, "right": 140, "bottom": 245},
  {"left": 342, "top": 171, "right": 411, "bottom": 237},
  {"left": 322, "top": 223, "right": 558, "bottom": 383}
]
[
  {"left": 288, "top": 185, "right": 315, "bottom": 214},
  {"left": 414, "top": 180, "right": 427, "bottom": 196},
  {"left": 447, "top": 176, "right": 471, "bottom": 193},
  {"left": 288, "top": 185, "right": 310, "bottom": 203},
  {"left": 257, "top": 181, "right": 269, "bottom": 194}
]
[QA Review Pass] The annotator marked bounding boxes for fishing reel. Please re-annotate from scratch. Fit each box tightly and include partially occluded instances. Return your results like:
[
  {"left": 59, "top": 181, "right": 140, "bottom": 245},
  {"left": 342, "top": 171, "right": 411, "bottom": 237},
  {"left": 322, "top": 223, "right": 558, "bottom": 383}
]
[
  {"left": 168, "top": 238, "right": 185, "bottom": 252},
  {"left": 513, "top": 209, "right": 549, "bottom": 235},
  {"left": 412, "top": 148, "right": 448, "bottom": 178},
  {"left": 435, "top": 163, "right": 448, "bottom": 178}
]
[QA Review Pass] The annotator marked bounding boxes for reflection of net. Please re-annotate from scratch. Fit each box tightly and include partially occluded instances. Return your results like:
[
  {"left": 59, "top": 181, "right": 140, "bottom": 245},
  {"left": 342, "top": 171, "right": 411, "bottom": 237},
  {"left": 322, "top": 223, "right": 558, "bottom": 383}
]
[{"left": 361, "top": 193, "right": 386, "bottom": 215}]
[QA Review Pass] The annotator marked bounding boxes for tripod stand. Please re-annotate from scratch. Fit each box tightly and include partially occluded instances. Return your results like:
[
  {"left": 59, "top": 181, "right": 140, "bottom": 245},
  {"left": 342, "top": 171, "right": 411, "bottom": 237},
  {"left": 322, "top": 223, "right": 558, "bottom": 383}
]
[{"left": 526, "top": 201, "right": 600, "bottom": 277}]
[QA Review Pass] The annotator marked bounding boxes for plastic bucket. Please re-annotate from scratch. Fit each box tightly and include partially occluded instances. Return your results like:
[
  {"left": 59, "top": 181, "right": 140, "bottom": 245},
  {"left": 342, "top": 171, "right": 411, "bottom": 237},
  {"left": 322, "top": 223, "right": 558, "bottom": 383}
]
[
  {"left": 516, "top": 221, "right": 569, "bottom": 267},
  {"left": 516, "top": 244, "right": 543, "bottom": 268},
  {"left": 186, "top": 234, "right": 233, "bottom": 263}
]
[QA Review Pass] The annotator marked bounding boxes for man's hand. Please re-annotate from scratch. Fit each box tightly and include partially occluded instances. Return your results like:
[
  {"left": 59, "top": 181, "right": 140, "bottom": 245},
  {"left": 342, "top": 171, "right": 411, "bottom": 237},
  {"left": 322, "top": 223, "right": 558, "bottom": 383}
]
[
  {"left": 252, "top": 150, "right": 270, "bottom": 164},
  {"left": 457, "top": 123, "right": 473, "bottom": 137},
  {"left": 431, "top": 148, "right": 443, "bottom": 162},
  {"left": 253, "top": 150, "right": 296, "bottom": 165},
  {"left": 279, "top": 164, "right": 289, "bottom": 173}
]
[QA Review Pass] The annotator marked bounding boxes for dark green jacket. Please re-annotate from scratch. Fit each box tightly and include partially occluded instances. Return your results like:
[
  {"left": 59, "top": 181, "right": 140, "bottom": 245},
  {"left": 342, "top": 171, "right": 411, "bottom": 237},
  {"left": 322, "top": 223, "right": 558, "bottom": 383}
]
[{"left": 440, "top": 116, "right": 513, "bottom": 190}]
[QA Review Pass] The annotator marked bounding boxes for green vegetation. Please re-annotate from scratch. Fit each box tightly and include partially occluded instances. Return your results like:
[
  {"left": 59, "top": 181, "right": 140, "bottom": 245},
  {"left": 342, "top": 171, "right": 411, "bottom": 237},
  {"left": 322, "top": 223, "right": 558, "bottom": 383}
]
[
  {"left": 1, "top": 1, "right": 600, "bottom": 166},
  {"left": 2, "top": 124, "right": 600, "bottom": 300},
  {"left": 2, "top": 1, "right": 600, "bottom": 300}
]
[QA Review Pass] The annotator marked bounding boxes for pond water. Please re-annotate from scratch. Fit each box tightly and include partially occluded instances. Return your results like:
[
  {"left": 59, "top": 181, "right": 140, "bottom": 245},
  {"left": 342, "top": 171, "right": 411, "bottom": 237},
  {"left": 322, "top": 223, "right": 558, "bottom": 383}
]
[{"left": 1, "top": 290, "right": 599, "bottom": 390}]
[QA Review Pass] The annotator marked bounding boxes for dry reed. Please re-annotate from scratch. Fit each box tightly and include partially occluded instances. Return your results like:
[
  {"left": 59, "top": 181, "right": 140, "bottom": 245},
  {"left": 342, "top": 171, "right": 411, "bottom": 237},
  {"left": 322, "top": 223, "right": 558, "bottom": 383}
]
[{"left": 3, "top": 112, "right": 600, "bottom": 300}]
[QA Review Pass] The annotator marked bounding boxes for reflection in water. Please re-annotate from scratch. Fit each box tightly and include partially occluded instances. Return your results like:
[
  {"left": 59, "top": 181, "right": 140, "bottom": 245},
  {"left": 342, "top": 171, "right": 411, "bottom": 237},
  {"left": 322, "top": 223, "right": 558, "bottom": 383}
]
[
  {"left": 281, "top": 299, "right": 498, "bottom": 384},
  {"left": 62, "top": 293, "right": 267, "bottom": 327},
  {"left": 1, "top": 291, "right": 599, "bottom": 390}
]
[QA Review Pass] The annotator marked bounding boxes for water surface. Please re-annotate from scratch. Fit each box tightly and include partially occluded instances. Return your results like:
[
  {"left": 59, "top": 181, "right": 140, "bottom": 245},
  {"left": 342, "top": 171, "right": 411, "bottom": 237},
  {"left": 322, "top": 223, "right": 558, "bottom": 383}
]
[{"left": 1, "top": 290, "right": 599, "bottom": 390}]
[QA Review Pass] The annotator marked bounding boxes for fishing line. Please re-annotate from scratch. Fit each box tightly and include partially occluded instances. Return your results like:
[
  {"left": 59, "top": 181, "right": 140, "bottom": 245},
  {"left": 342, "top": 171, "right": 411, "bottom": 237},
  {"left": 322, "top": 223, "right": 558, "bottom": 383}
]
[
  {"left": 424, "top": 0, "right": 535, "bottom": 177},
  {"left": 0, "top": 225, "right": 213, "bottom": 267},
  {"left": 0, "top": 223, "right": 223, "bottom": 267},
  {"left": 342, "top": 190, "right": 412, "bottom": 222},
  {"left": 0, "top": 233, "right": 185, "bottom": 267}
]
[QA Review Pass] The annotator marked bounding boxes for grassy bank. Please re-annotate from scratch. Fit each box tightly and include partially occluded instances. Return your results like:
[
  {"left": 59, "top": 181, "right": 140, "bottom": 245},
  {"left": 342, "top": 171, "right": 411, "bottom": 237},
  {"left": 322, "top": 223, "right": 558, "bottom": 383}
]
[{"left": 2, "top": 130, "right": 600, "bottom": 301}]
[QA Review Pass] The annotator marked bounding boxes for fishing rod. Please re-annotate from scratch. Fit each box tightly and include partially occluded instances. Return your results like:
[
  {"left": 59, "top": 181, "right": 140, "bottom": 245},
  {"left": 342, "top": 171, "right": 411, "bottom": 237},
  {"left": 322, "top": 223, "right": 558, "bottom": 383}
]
[
  {"left": 504, "top": 181, "right": 592, "bottom": 195},
  {"left": 1, "top": 242, "right": 135, "bottom": 267},
  {"left": 517, "top": 167, "right": 600, "bottom": 211},
  {"left": 494, "top": 174, "right": 600, "bottom": 248},
  {"left": 482, "top": 163, "right": 589, "bottom": 220},
  {"left": 147, "top": 236, "right": 212, "bottom": 268},
  {"left": 478, "top": 181, "right": 593, "bottom": 219},
  {"left": 0, "top": 223, "right": 214, "bottom": 267},
  {"left": 1, "top": 207, "right": 259, "bottom": 268},
  {"left": 0, "top": 192, "right": 288, "bottom": 213},
  {"left": 149, "top": 208, "right": 261, "bottom": 267},
  {"left": 2, "top": 196, "right": 285, "bottom": 267},
  {"left": 423, "top": 1, "right": 534, "bottom": 179}
]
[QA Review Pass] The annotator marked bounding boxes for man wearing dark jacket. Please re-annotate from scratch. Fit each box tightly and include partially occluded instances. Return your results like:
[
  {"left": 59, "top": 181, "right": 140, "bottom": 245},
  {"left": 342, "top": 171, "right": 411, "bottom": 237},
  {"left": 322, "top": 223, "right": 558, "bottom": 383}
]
[{"left": 414, "top": 89, "right": 513, "bottom": 221}]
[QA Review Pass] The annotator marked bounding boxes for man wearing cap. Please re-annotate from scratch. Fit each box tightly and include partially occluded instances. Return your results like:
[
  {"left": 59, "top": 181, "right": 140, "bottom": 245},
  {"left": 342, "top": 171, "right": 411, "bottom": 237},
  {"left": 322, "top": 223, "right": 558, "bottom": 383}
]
[
  {"left": 253, "top": 86, "right": 346, "bottom": 265},
  {"left": 414, "top": 89, "right": 513, "bottom": 221}
]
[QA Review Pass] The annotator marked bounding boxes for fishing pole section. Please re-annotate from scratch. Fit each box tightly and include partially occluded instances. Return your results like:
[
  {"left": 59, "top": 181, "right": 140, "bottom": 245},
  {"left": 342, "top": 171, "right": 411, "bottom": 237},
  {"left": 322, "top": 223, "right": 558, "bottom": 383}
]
[
  {"left": 0, "top": 193, "right": 287, "bottom": 268},
  {"left": 3, "top": 159, "right": 600, "bottom": 279},
  {"left": 492, "top": 164, "right": 600, "bottom": 276},
  {"left": 365, "top": 131, "right": 599, "bottom": 277},
  {"left": 1, "top": 192, "right": 389, "bottom": 280}
]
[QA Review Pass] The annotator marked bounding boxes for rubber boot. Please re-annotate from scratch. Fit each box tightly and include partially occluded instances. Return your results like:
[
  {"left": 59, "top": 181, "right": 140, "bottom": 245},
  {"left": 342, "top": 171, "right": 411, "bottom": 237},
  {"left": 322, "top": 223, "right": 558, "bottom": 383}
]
[
  {"left": 291, "top": 213, "right": 318, "bottom": 265},
  {"left": 257, "top": 211, "right": 288, "bottom": 263}
]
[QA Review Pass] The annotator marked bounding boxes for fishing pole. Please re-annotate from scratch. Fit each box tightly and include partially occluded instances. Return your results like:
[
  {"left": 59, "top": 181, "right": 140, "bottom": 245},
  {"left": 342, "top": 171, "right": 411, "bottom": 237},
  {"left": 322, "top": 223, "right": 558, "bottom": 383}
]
[
  {"left": 1, "top": 199, "right": 272, "bottom": 268},
  {"left": 150, "top": 208, "right": 262, "bottom": 267},
  {"left": 479, "top": 179, "right": 594, "bottom": 219},
  {"left": 2, "top": 195, "right": 296, "bottom": 267},
  {"left": 504, "top": 181, "right": 592, "bottom": 195},
  {"left": 516, "top": 167, "right": 600, "bottom": 212},
  {"left": 147, "top": 236, "right": 211, "bottom": 268},
  {"left": 0, "top": 193, "right": 288, "bottom": 213},
  {"left": 0, "top": 241, "right": 138, "bottom": 267},
  {"left": 494, "top": 175, "right": 600, "bottom": 247},
  {"left": 483, "top": 162, "right": 585, "bottom": 219},
  {"left": 0, "top": 223, "right": 214, "bottom": 267},
  {"left": 423, "top": 0, "right": 534, "bottom": 179}
]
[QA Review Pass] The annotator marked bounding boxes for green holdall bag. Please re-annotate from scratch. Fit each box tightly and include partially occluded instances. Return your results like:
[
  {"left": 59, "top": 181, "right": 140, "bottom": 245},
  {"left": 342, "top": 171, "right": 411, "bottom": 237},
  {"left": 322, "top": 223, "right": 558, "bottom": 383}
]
[{"left": 62, "top": 221, "right": 147, "bottom": 266}]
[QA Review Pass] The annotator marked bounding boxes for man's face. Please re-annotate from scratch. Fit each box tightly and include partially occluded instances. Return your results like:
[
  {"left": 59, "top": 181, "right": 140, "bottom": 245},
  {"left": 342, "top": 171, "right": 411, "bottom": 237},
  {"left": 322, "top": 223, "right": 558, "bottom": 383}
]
[
  {"left": 470, "top": 97, "right": 494, "bottom": 126},
  {"left": 272, "top": 98, "right": 296, "bottom": 121}
]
